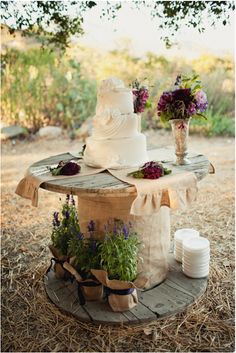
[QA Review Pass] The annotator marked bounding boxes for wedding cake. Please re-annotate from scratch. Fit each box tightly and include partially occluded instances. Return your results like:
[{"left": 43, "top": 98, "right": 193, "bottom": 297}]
[{"left": 83, "top": 77, "right": 149, "bottom": 169}]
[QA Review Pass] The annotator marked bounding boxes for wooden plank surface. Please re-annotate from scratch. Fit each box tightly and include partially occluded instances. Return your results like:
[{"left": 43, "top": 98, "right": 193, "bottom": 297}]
[
  {"left": 44, "top": 254, "right": 208, "bottom": 325},
  {"left": 30, "top": 149, "right": 211, "bottom": 195}
]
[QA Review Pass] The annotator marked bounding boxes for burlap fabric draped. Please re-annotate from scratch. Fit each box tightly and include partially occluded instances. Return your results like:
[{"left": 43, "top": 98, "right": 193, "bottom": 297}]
[{"left": 15, "top": 149, "right": 198, "bottom": 289}]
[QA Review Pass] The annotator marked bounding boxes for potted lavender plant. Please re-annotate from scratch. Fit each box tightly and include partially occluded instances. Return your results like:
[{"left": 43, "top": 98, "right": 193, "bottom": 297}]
[
  {"left": 48, "top": 194, "right": 80, "bottom": 280},
  {"left": 92, "top": 220, "right": 146, "bottom": 312},
  {"left": 66, "top": 220, "right": 103, "bottom": 304},
  {"left": 157, "top": 74, "right": 208, "bottom": 165}
]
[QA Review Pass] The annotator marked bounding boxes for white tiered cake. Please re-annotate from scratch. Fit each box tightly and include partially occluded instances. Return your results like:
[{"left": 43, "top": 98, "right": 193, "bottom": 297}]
[{"left": 83, "top": 77, "right": 149, "bottom": 169}]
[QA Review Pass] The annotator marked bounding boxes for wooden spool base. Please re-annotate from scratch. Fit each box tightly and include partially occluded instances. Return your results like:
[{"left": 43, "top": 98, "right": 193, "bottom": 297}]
[{"left": 44, "top": 254, "right": 207, "bottom": 325}]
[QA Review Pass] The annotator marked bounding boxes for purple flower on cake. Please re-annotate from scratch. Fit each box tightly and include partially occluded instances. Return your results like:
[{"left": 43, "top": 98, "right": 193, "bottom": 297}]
[
  {"left": 131, "top": 79, "right": 151, "bottom": 114},
  {"left": 128, "top": 161, "right": 172, "bottom": 180},
  {"left": 157, "top": 74, "right": 208, "bottom": 123}
]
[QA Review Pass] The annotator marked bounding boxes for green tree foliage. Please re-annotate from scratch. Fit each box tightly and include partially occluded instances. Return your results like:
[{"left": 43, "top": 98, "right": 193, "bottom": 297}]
[{"left": 1, "top": 1, "right": 235, "bottom": 50}]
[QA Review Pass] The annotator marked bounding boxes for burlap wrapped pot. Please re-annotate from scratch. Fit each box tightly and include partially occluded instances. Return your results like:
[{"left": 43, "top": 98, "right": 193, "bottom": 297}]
[
  {"left": 63, "top": 262, "right": 103, "bottom": 304},
  {"left": 48, "top": 244, "right": 71, "bottom": 280},
  {"left": 91, "top": 269, "right": 148, "bottom": 312}
]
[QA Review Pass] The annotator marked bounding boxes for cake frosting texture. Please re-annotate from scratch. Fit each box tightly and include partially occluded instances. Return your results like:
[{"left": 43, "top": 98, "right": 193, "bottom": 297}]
[{"left": 83, "top": 77, "right": 149, "bottom": 169}]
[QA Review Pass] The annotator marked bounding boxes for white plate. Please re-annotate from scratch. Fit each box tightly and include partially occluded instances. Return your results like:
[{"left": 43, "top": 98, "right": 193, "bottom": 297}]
[
  {"left": 182, "top": 260, "right": 210, "bottom": 269},
  {"left": 174, "top": 229, "right": 200, "bottom": 242},
  {"left": 182, "top": 264, "right": 209, "bottom": 272},
  {"left": 183, "top": 237, "right": 210, "bottom": 252},
  {"left": 183, "top": 255, "right": 210, "bottom": 263},
  {"left": 183, "top": 249, "right": 210, "bottom": 257},
  {"left": 183, "top": 269, "right": 209, "bottom": 278}
]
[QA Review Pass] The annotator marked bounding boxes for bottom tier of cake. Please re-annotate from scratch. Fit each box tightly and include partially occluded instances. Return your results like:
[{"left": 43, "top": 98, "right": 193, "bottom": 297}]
[{"left": 84, "top": 133, "right": 149, "bottom": 169}]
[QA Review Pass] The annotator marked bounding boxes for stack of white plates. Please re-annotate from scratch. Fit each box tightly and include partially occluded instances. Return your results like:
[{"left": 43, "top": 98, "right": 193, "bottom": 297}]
[
  {"left": 182, "top": 237, "right": 210, "bottom": 278},
  {"left": 174, "top": 228, "right": 199, "bottom": 262}
]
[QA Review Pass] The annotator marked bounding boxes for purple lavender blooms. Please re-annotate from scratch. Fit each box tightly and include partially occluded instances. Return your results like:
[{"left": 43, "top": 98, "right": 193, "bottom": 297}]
[
  {"left": 52, "top": 211, "right": 60, "bottom": 227},
  {"left": 122, "top": 224, "right": 129, "bottom": 240},
  {"left": 65, "top": 210, "right": 70, "bottom": 219},
  {"left": 157, "top": 75, "right": 208, "bottom": 121},
  {"left": 87, "top": 220, "right": 95, "bottom": 233},
  {"left": 90, "top": 239, "right": 97, "bottom": 254},
  {"left": 77, "top": 232, "right": 84, "bottom": 241}
]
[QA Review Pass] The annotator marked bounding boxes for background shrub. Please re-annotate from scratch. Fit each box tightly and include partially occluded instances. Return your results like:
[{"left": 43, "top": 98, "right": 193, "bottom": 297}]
[
  {"left": 1, "top": 49, "right": 97, "bottom": 132},
  {"left": 1, "top": 44, "right": 234, "bottom": 137}
]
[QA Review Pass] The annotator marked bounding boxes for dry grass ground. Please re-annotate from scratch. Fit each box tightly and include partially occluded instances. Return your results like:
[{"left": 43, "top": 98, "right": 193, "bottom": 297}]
[{"left": 1, "top": 130, "right": 235, "bottom": 352}]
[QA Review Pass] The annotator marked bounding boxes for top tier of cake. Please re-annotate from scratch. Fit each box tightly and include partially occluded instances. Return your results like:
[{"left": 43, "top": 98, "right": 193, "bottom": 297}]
[{"left": 96, "top": 77, "right": 134, "bottom": 115}]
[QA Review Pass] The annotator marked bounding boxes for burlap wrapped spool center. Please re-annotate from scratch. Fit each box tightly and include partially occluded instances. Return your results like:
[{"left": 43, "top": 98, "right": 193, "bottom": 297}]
[{"left": 77, "top": 192, "right": 170, "bottom": 290}]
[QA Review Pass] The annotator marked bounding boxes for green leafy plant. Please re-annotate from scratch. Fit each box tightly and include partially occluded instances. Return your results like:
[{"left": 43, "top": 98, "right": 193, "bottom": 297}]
[
  {"left": 100, "top": 220, "right": 141, "bottom": 282},
  {"left": 68, "top": 220, "right": 101, "bottom": 278},
  {"left": 51, "top": 194, "right": 80, "bottom": 256}
]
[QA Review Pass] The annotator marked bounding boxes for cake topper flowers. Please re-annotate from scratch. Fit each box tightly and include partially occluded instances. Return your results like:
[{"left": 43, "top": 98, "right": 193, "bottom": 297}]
[
  {"left": 132, "top": 79, "right": 152, "bottom": 113},
  {"left": 157, "top": 74, "right": 208, "bottom": 124},
  {"left": 128, "top": 161, "right": 172, "bottom": 179}
]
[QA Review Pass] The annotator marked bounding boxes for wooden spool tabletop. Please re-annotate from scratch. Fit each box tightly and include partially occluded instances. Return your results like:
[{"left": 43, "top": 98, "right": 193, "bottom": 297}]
[
  {"left": 31, "top": 147, "right": 212, "bottom": 196},
  {"left": 44, "top": 254, "right": 208, "bottom": 325}
]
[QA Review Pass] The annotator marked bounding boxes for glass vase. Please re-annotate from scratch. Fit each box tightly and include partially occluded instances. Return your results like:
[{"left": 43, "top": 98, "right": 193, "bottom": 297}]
[{"left": 170, "top": 118, "right": 191, "bottom": 165}]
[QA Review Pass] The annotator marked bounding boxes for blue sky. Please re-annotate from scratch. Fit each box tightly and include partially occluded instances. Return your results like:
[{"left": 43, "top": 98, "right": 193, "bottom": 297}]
[{"left": 77, "top": 2, "right": 235, "bottom": 59}]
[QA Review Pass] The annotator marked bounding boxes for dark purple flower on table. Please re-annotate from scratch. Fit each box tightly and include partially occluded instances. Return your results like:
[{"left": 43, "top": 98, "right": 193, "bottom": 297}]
[
  {"left": 77, "top": 232, "right": 84, "bottom": 241},
  {"left": 133, "top": 87, "right": 149, "bottom": 113},
  {"left": 128, "top": 161, "right": 172, "bottom": 179},
  {"left": 157, "top": 91, "right": 173, "bottom": 116},
  {"left": 88, "top": 220, "right": 95, "bottom": 233},
  {"left": 142, "top": 161, "right": 164, "bottom": 179},
  {"left": 122, "top": 224, "right": 129, "bottom": 240},
  {"left": 195, "top": 90, "right": 208, "bottom": 112},
  {"left": 60, "top": 162, "right": 80, "bottom": 176}
]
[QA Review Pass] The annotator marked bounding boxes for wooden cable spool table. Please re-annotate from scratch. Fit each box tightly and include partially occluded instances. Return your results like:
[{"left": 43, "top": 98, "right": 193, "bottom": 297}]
[{"left": 31, "top": 148, "right": 211, "bottom": 324}]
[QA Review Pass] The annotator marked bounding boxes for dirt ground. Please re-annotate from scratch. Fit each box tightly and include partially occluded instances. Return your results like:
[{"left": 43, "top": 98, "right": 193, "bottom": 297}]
[{"left": 1, "top": 130, "right": 235, "bottom": 352}]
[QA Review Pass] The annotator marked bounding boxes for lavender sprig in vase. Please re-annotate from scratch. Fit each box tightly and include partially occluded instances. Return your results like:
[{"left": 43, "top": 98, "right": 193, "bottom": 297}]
[{"left": 157, "top": 74, "right": 208, "bottom": 165}]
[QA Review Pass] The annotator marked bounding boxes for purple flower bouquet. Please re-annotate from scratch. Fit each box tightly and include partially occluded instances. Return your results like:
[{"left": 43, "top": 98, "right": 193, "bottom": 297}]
[{"left": 157, "top": 74, "right": 208, "bottom": 123}]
